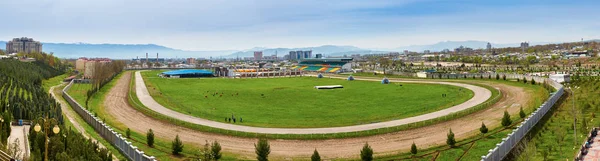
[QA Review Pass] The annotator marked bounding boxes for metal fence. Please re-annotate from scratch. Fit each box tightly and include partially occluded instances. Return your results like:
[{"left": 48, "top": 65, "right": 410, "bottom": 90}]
[
  {"left": 62, "top": 80, "right": 155, "bottom": 161},
  {"left": 480, "top": 76, "right": 564, "bottom": 161}
]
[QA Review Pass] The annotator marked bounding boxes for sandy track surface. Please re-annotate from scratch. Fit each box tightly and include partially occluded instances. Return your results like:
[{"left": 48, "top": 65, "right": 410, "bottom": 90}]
[
  {"left": 134, "top": 71, "right": 491, "bottom": 134},
  {"left": 102, "top": 71, "right": 530, "bottom": 159}
]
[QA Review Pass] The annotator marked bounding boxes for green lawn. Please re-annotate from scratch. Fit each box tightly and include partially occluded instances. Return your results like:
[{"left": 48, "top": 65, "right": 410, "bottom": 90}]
[{"left": 142, "top": 70, "right": 474, "bottom": 128}]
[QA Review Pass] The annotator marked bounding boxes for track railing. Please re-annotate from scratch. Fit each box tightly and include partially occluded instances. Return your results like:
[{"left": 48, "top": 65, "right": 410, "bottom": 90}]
[
  {"left": 62, "top": 80, "right": 155, "bottom": 161},
  {"left": 480, "top": 75, "right": 564, "bottom": 161}
]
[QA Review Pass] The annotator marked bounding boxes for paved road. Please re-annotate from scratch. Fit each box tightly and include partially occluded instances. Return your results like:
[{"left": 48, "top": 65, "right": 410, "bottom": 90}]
[{"left": 135, "top": 71, "right": 492, "bottom": 134}]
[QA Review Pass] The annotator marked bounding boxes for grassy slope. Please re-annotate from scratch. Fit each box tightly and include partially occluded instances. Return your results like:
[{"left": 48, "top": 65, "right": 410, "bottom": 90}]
[
  {"left": 142, "top": 70, "right": 473, "bottom": 128},
  {"left": 513, "top": 78, "right": 600, "bottom": 160}
]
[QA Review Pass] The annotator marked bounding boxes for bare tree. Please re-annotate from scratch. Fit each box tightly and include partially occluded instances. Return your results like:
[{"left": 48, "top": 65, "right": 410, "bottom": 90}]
[{"left": 7, "top": 138, "right": 22, "bottom": 160}]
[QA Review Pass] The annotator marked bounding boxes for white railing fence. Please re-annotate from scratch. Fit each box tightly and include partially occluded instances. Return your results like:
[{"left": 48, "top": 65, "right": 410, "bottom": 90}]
[
  {"left": 480, "top": 75, "right": 564, "bottom": 161},
  {"left": 62, "top": 80, "right": 155, "bottom": 161}
]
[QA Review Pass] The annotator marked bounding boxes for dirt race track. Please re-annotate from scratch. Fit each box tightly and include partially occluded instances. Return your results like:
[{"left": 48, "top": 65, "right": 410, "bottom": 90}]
[{"left": 104, "top": 71, "right": 530, "bottom": 159}]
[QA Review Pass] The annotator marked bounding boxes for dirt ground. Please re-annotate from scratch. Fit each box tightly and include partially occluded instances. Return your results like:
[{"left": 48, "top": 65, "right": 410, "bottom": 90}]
[{"left": 103, "top": 71, "right": 530, "bottom": 160}]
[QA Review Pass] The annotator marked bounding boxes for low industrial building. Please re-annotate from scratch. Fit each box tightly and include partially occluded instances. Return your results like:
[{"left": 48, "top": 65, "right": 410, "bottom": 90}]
[{"left": 160, "top": 69, "right": 214, "bottom": 78}]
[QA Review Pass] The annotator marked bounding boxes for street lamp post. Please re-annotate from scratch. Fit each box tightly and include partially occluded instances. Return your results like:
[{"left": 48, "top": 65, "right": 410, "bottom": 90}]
[
  {"left": 568, "top": 85, "right": 579, "bottom": 147},
  {"left": 34, "top": 116, "right": 60, "bottom": 161},
  {"left": 0, "top": 117, "right": 4, "bottom": 140}
]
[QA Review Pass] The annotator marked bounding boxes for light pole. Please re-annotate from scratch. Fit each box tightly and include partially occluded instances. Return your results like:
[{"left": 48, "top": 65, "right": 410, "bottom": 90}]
[
  {"left": 33, "top": 116, "right": 60, "bottom": 161},
  {"left": 568, "top": 85, "right": 579, "bottom": 147},
  {"left": 0, "top": 117, "right": 4, "bottom": 140}
]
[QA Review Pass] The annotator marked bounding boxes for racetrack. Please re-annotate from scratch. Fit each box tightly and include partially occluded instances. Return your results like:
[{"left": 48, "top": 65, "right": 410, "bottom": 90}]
[
  {"left": 101, "top": 71, "right": 530, "bottom": 159},
  {"left": 135, "top": 71, "right": 492, "bottom": 134}
]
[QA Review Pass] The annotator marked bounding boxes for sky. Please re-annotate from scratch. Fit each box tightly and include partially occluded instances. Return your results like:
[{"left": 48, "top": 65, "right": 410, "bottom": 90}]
[{"left": 1, "top": 0, "right": 599, "bottom": 51}]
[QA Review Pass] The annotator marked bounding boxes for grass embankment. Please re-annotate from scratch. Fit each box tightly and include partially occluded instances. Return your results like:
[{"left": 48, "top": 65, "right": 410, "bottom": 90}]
[
  {"left": 67, "top": 73, "right": 241, "bottom": 161},
  {"left": 43, "top": 75, "right": 126, "bottom": 160},
  {"left": 511, "top": 77, "right": 600, "bottom": 160},
  {"left": 142, "top": 70, "right": 473, "bottom": 128}
]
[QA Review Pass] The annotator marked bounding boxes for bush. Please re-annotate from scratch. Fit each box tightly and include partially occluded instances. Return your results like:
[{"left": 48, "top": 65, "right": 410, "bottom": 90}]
[
  {"left": 502, "top": 111, "right": 512, "bottom": 127},
  {"left": 311, "top": 149, "right": 321, "bottom": 161},
  {"left": 531, "top": 79, "right": 536, "bottom": 85},
  {"left": 147, "top": 129, "right": 155, "bottom": 147},
  {"left": 360, "top": 142, "right": 373, "bottom": 161},
  {"left": 211, "top": 141, "right": 222, "bottom": 160},
  {"left": 519, "top": 107, "right": 526, "bottom": 118},
  {"left": 447, "top": 129, "right": 456, "bottom": 147},
  {"left": 126, "top": 128, "right": 131, "bottom": 139},
  {"left": 410, "top": 142, "right": 417, "bottom": 155},
  {"left": 523, "top": 78, "right": 527, "bottom": 84},
  {"left": 496, "top": 74, "right": 500, "bottom": 80},
  {"left": 172, "top": 135, "right": 184, "bottom": 155},
  {"left": 503, "top": 75, "right": 506, "bottom": 80},
  {"left": 480, "top": 122, "right": 488, "bottom": 134},
  {"left": 255, "top": 138, "right": 270, "bottom": 161}
]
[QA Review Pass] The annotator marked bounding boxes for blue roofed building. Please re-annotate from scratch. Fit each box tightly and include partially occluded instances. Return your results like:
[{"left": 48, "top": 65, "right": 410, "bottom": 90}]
[{"left": 160, "top": 69, "right": 213, "bottom": 78}]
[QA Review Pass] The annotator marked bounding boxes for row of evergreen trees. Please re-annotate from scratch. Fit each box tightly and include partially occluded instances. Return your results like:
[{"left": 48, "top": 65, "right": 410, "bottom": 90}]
[
  {"left": 0, "top": 59, "right": 113, "bottom": 160},
  {"left": 0, "top": 60, "right": 64, "bottom": 122}
]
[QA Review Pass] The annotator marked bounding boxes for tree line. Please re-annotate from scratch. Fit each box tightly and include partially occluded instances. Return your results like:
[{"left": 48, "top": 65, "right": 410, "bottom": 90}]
[{"left": 85, "top": 60, "right": 125, "bottom": 107}]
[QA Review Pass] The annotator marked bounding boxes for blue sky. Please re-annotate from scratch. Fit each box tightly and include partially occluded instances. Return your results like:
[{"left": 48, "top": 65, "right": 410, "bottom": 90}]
[{"left": 1, "top": 0, "right": 599, "bottom": 51}]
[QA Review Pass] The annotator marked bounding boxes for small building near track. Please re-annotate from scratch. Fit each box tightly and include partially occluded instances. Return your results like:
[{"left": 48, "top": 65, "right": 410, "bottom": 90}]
[
  {"left": 160, "top": 69, "right": 213, "bottom": 78},
  {"left": 549, "top": 74, "right": 570, "bottom": 83}
]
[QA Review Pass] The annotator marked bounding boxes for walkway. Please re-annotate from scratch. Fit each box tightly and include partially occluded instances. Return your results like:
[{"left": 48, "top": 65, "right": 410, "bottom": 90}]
[
  {"left": 135, "top": 71, "right": 492, "bottom": 134},
  {"left": 7, "top": 125, "right": 29, "bottom": 160}
]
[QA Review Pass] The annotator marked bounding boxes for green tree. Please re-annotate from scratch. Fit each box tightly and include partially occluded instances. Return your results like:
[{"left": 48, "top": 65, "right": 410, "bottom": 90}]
[
  {"left": 172, "top": 135, "right": 184, "bottom": 155},
  {"left": 255, "top": 138, "right": 270, "bottom": 161},
  {"left": 126, "top": 128, "right": 131, "bottom": 139},
  {"left": 446, "top": 129, "right": 456, "bottom": 147},
  {"left": 480, "top": 122, "right": 488, "bottom": 135},
  {"left": 147, "top": 129, "right": 155, "bottom": 147},
  {"left": 531, "top": 79, "right": 536, "bottom": 85},
  {"left": 211, "top": 141, "right": 222, "bottom": 160},
  {"left": 311, "top": 149, "right": 321, "bottom": 161},
  {"left": 360, "top": 142, "right": 373, "bottom": 161},
  {"left": 496, "top": 74, "right": 500, "bottom": 80},
  {"left": 503, "top": 75, "right": 506, "bottom": 80},
  {"left": 523, "top": 78, "right": 527, "bottom": 84},
  {"left": 410, "top": 142, "right": 417, "bottom": 155},
  {"left": 519, "top": 107, "right": 526, "bottom": 118},
  {"left": 502, "top": 111, "right": 512, "bottom": 127}
]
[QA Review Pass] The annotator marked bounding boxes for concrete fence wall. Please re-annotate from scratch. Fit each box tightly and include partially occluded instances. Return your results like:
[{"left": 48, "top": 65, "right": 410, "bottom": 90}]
[
  {"left": 480, "top": 76, "right": 564, "bottom": 161},
  {"left": 62, "top": 80, "right": 155, "bottom": 161}
]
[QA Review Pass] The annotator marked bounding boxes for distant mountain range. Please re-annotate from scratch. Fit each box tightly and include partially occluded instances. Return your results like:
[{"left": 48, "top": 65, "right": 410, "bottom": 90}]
[
  {"left": 390, "top": 40, "right": 554, "bottom": 52},
  {"left": 0, "top": 40, "right": 590, "bottom": 59},
  {"left": 0, "top": 41, "right": 236, "bottom": 59}
]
